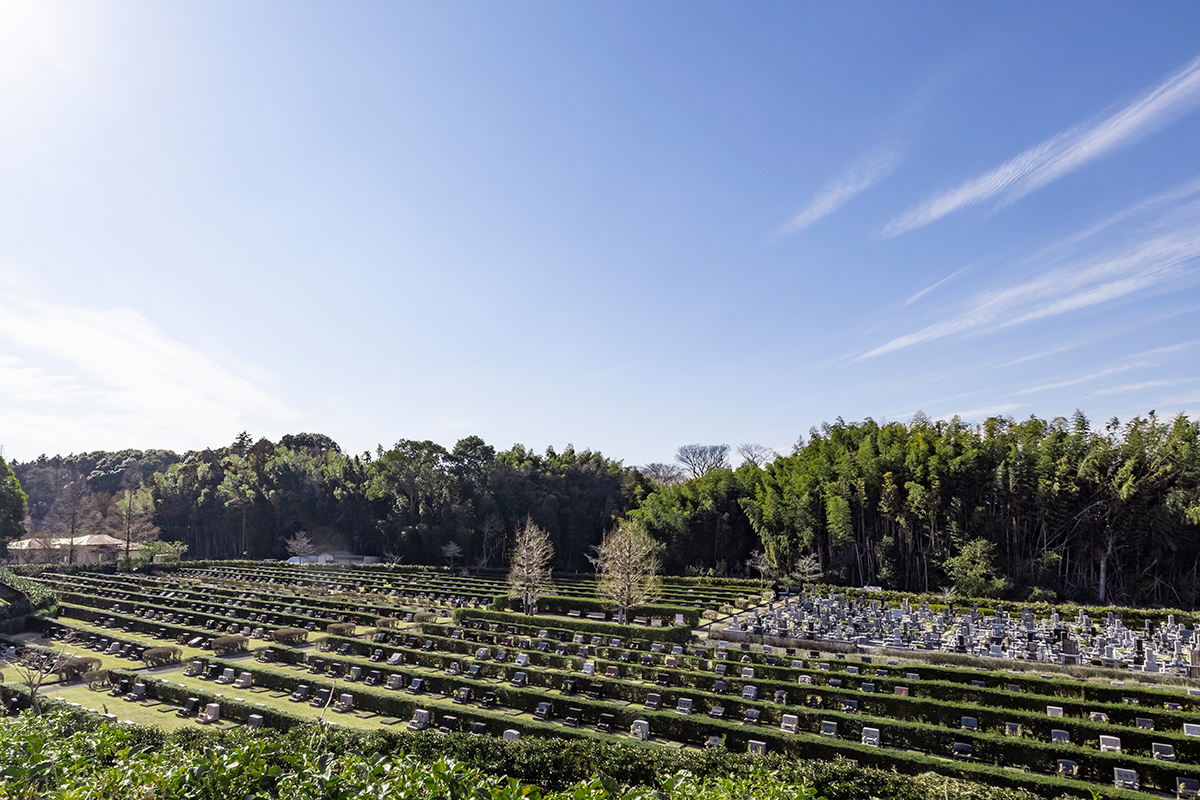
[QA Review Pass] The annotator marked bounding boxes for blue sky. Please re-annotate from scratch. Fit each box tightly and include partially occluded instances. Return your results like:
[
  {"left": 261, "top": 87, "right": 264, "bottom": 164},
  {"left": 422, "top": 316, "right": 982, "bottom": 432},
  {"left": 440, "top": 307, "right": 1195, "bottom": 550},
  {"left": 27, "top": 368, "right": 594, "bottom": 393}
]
[{"left": 3, "top": 2, "right": 1200, "bottom": 465}]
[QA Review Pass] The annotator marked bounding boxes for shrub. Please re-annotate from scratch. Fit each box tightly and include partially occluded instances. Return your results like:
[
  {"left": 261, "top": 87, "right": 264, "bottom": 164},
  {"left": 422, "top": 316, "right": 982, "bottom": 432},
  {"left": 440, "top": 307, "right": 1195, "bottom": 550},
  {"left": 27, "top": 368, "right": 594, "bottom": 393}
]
[
  {"left": 326, "top": 622, "right": 356, "bottom": 636},
  {"left": 272, "top": 627, "right": 309, "bottom": 645},
  {"left": 81, "top": 669, "right": 108, "bottom": 687},
  {"left": 56, "top": 656, "right": 102, "bottom": 681},
  {"left": 142, "top": 647, "right": 181, "bottom": 667},
  {"left": 210, "top": 635, "right": 249, "bottom": 656}
]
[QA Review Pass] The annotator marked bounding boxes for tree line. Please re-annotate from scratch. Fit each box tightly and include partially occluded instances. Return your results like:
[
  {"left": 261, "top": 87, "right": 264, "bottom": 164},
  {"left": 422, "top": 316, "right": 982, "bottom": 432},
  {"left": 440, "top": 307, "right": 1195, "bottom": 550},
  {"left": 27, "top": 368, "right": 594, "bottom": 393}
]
[
  {"left": 5, "top": 433, "right": 647, "bottom": 573},
  {"left": 4, "top": 409, "right": 1200, "bottom": 607}
]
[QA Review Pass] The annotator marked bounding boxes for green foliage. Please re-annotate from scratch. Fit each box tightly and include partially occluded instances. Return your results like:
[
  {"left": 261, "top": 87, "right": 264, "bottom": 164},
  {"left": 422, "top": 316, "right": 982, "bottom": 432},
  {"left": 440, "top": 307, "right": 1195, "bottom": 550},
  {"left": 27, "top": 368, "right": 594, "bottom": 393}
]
[
  {"left": 13, "top": 434, "right": 641, "bottom": 570},
  {"left": 10, "top": 409, "right": 1200, "bottom": 609},
  {"left": 0, "top": 709, "right": 1066, "bottom": 800},
  {"left": 139, "top": 540, "right": 188, "bottom": 563},
  {"left": 633, "top": 464, "right": 762, "bottom": 577},
  {"left": 944, "top": 539, "right": 1009, "bottom": 598},
  {"left": 455, "top": 608, "right": 695, "bottom": 644},
  {"left": 495, "top": 594, "right": 701, "bottom": 628},
  {"left": 0, "top": 573, "right": 56, "bottom": 615},
  {"left": 142, "top": 646, "right": 181, "bottom": 667},
  {"left": 0, "top": 454, "right": 28, "bottom": 554},
  {"left": 736, "top": 412, "right": 1200, "bottom": 606},
  {"left": 210, "top": 635, "right": 249, "bottom": 656},
  {"left": 54, "top": 656, "right": 101, "bottom": 681},
  {"left": 273, "top": 627, "right": 310, "bottom": 645}
]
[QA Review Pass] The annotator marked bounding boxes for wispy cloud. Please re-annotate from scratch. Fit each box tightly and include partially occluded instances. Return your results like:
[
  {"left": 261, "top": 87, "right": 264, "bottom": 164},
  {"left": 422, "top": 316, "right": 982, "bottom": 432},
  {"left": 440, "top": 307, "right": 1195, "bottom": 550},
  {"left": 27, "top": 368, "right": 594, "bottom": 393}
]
[
  {"left": 904, "top": 264, "right": 971, "bottom": 306},
  {"left": 1013, "top": 364, "right": 1142, "bottom": 396},
  {"left": 883, "top": 54, "right": 1200, "bottom": 237},
  {"left": 860, "top": 183, "right": 1200, "bottom": 360},
  {"left": 779, "top": 147, "right": 902, "bottom": 235},
  {"left": 0, "top": 293, "right": 303, "bottom": 456},
  {"left": 0, "top": 1, "right": 74, "bottom": 97},
  {"left": 937, "top": 403, "right": 1022, "bottom": 422},
  {"left": 1094, "top": 379, "right": 1193, "bottom": 396}
]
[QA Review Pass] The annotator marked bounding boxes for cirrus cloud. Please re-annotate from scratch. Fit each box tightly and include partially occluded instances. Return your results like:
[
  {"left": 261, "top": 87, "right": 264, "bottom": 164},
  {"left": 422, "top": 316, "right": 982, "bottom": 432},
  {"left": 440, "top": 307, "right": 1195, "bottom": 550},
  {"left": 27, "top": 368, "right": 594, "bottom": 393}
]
[
  {"left": 883, "top": 53, "right": 1200, "bottom": 237},
  {"left": 0, "top": 292, "right": 303, "bottom": 458}
]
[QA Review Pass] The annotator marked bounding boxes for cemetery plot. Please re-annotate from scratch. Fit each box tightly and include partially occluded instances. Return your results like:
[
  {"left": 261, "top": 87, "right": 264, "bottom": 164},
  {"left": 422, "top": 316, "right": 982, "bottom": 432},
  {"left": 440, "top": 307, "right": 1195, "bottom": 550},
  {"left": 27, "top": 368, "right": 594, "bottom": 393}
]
[{"left": 17, "top": 567, "right": 1200, "bottom": 798}]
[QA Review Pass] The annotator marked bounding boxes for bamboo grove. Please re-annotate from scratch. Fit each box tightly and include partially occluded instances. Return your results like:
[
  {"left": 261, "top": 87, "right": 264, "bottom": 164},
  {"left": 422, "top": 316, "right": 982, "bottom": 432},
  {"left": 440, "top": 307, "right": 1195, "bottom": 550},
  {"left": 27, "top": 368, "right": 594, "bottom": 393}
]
[{"left": 5, "top": 410, "right": 1200, "bottom": 608}]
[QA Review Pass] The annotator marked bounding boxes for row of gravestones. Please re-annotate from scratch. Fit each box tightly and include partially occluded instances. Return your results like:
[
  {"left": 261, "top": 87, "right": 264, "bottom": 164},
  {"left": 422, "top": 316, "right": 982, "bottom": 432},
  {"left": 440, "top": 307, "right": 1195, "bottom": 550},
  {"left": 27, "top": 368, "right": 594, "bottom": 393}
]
[{"left": 734, "top": 592, "right": 1200, "bottom": 676}]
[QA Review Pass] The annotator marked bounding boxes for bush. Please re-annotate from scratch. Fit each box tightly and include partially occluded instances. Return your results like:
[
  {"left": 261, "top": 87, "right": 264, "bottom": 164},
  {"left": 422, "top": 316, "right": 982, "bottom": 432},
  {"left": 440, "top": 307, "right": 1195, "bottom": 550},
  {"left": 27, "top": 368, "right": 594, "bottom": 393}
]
[
  {"left": 56, "top": 656, "right": 101, "bottom": 681},
  {"left": 210, "top": 635, "right": 249, "bottom": 656},
  {"left": 142, "top": 647, "right": 181, "bottom": 667},
  {"left": 326, "top": 622, "right": 356, "bottom": 636},
  {"left": 272, "top": 627, "right": 309, "bottom": 645},
  {"left": 81, "top": 669, "right": 108, "bottom": 687}
]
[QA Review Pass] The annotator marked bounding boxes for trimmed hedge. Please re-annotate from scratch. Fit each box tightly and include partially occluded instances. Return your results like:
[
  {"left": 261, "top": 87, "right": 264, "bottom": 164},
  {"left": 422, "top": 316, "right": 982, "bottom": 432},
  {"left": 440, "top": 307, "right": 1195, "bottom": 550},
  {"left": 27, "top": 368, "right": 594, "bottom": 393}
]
[
  {"left": 142, "top": 646, "right": 181, "bottom": 667},
  {"left": 55, "top": 656, "right": 101, "bottom": 681},
  {"left": 211, "top": 635, "right": 249, "bottom": 656},
  {"left": 272, "top": 627, "right": 309, "bottom": 645},
  {"left": 95, "top": 660, "right": 1155, "bottom": 800},
  {"left": 455, "top": 609, "right": 693, "bottom": 644},
  {"left": 276, "top": 629, "right": 1200, "bottom": 795},
  {"left": 498, "top": 594, "right": 702, "bottom": 627}
]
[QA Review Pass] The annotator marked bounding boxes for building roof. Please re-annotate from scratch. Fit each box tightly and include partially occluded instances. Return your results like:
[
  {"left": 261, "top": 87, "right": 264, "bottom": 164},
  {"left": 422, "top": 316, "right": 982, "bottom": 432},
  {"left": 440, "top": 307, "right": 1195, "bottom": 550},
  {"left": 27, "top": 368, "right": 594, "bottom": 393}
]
[{"left": 8, "top": 534, "right": 130, "bottom": 550}]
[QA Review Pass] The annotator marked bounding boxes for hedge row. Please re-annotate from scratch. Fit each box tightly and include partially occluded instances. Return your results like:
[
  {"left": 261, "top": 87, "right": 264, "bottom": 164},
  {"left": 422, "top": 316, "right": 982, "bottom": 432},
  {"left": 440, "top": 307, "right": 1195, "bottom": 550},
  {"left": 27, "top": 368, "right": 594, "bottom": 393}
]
[
  {"left": 453, "top": 609, "right": 694, "bottom": 644},
  {"left": 495, "top": 594, "right": 702, "bottom": 627},
  {"left": 293, "top": 630, "right": 1200, "bottom": 793},
  {"left": 49, "top": 577, "right": 385, "bottom": 630},
  {"left": 51, "top": 604, "right": 1200, "bottom": 781},
  {"left": 103, "top": 655, "right": 1161, "bottom": 800},
  {"left": 19, "top": 688, "right": 1091, "bottom": 800},
  {"left": 44, "top": 569, "right": 406, "bottom": 622},
  {"left": 56, "top": 597, "right": 1200, "bottom": 781},
  {"left": 53, "top": 599, "right": 1200, "bottom": 762},
  {"left": 419, "top": 623, "right": 1200, "bottom": 743}
]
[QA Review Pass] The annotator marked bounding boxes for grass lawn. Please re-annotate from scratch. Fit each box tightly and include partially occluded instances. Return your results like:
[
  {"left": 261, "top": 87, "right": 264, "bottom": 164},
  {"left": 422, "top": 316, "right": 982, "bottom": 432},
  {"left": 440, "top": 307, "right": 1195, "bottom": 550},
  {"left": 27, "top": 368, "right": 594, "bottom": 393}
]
[{"left": 47, "top": 682, "right": 200, "bottom": 732}]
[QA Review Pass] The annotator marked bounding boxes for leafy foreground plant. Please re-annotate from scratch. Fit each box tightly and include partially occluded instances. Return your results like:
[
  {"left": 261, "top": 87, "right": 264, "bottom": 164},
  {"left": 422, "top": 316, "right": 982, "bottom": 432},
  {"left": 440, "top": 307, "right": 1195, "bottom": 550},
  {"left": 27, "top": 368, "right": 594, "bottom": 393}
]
[{"left": 0, "top": 711, "right": 1050, "bottom": 800}]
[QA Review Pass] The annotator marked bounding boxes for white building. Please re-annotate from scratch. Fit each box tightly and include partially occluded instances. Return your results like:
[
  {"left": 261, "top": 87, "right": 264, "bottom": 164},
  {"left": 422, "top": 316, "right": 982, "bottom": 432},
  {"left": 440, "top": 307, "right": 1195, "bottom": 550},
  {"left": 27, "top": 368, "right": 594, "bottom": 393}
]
[{"left": 7, "top": 534, "right": 139, "bottom": 565}]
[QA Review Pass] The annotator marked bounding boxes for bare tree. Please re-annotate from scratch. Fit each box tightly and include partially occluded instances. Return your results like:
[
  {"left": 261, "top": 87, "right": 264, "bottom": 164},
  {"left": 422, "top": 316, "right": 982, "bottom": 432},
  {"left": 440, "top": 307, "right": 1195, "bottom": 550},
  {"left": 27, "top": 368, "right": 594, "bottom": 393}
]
[
  {"left": 589, "top": 521, "right": 663, "bottom": 624},
  {"left": 441, "top": 541, "right": 464, "bottom": 570},
  {"left": 475, "top": 513, "right": 504, "bottom": 569},
  {"left": 11, "top": 532, "right": 57, "bottom": 565},
  {"left": 746, "top": 549, "right": 777, "bottom": 586},
  {"left": 789, "top": 552, "right": 824, "bottom": 588},
  {"left": 46, "top": 476, "right": 96, "bottom": 566},
  {"left": 382, "top": 550, "right": 404, "bottom": 570},
  {"left": 2, "top": 634, "right": 85, "bottom": 715},
  {"left": 115, "top": 468, "right": 159, "bottom": 569},
  {"left": 507, "top": 518, "right": 554, "bottom": 615},
  {"left": 736, "top": 443, "right": 777, "bottom": 468},
  {"left": 286, "top": 530, "right": 316, "bottom": 559},
  {"left": 674, "top": 444, "right": 730, "bottom": 479},
  {"left": 639, "top": 463, "right": 685, "bottom": 485}
]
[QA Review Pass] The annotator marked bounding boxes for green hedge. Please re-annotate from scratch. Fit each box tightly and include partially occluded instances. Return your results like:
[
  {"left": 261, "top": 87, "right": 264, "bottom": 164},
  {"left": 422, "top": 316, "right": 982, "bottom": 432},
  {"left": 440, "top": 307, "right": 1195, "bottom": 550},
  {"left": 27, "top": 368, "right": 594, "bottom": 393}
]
[
  {"left": 269, "top": 630, "right": 1200, "bottom": 794},
  {"left": 496, "top": 594, "right": 702, "bottom": 627},
  {"left": 142, "top": 647, "right": 181, "bottom": 667},
  {"left": 454, "top": 609, "right": 694, "bottom": 644}
]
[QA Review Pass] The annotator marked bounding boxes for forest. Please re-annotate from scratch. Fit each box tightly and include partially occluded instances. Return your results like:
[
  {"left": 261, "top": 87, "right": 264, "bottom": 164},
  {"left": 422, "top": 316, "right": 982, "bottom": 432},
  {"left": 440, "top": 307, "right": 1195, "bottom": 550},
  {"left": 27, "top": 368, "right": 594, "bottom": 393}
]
[{"left": 3, "top": 409, "right": 1200, "bottom": 608}]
